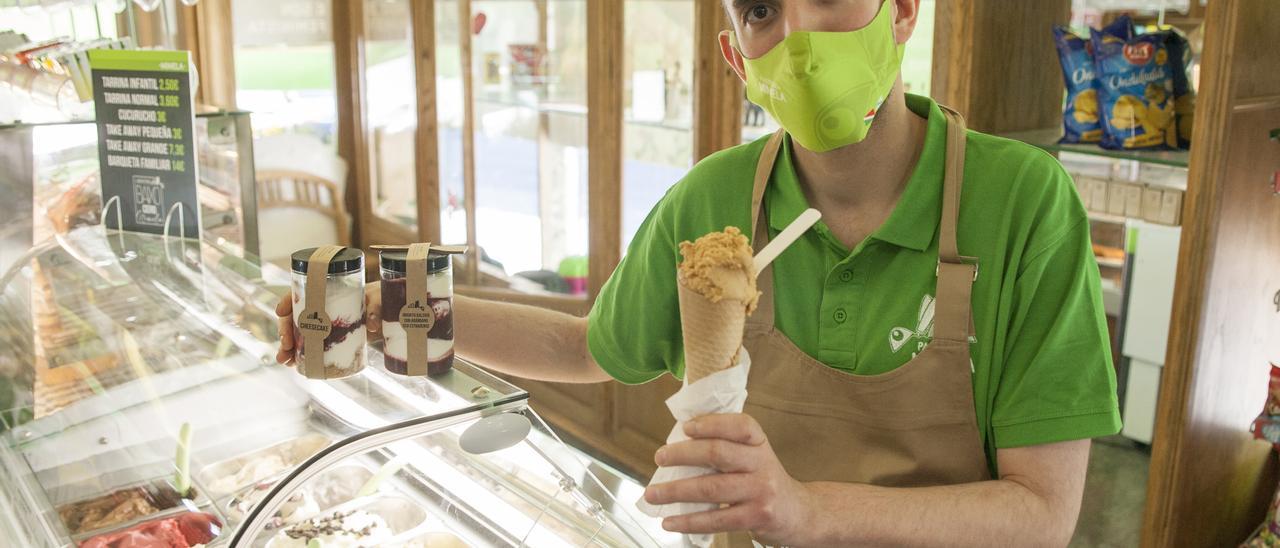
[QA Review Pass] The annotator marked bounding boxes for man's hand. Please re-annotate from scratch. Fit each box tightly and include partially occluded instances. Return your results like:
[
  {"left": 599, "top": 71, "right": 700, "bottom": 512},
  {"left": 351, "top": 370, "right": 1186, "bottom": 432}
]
[
  {"left": 644, "top": 418, "right": 1091, "bottom": 547},
  {"left": 275, "top": 284, "right": 382, "bottom": 365},
  {"left": 642, "top": 413, "right": 816, "bottom": 545}
]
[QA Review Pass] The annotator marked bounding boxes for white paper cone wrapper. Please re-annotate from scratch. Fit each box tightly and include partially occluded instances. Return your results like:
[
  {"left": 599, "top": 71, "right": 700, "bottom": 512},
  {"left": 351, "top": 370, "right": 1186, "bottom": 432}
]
[{"left": 636, "top": 347, "right": 751, "bottom": 548}]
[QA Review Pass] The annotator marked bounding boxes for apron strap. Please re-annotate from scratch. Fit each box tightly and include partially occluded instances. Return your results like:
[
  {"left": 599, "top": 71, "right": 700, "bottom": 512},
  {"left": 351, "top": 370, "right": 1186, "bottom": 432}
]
[
  {"left": 933, "top": 106, "right": 977, "bottom": 344},
  {"left": 748, "top": 130, "right": 786, "bottom": 331},
  {"left": 751, "top": 211, "right": 777, "bottom": 331},
  {"left": 750, "top": 129, "right": 787, "bottom": 244},
  {"left": 938, "top": 105, "right": 967, "bottom": 265}
]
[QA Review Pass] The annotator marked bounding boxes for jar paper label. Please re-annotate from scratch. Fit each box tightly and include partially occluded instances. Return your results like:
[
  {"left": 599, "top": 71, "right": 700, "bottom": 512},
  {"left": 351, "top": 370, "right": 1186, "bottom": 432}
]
[
  {"left": 400, "top": 301, "right": 436, "bottom": 332},
  {"left": 298, "top": 309, "right": 333, "bottom": 337},
  {"left": 301, "top": 245, "right": 344, "bottom": 379},
  {"left": 404, "top": 242, "right": 432, "bottom": 376}
]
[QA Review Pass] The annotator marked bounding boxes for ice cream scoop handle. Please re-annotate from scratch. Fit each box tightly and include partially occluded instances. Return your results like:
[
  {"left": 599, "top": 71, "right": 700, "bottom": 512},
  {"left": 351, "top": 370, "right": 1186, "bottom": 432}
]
[
  {"left": 753, "top": 208, "right": 821, "bottom": 277},
  {"left": 357, "top": 456, "right": 409, "bottom": 498},
  {"left": 175, "top": 422, "right": 192, "bottom": 496}
]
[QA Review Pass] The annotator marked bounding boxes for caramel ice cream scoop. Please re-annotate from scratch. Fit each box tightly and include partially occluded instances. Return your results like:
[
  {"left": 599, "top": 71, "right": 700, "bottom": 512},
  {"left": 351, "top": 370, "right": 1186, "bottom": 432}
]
[
  {"left": 677, "top": 226, "right": 760, "bottom": 311},
  {"left": 676, "top": 227, "right": 759, "bottom": 382}
]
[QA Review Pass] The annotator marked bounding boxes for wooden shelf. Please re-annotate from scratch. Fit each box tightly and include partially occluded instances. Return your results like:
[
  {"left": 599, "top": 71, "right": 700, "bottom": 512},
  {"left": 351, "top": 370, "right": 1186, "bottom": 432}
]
[
  {"left": 1096, "top": 256, "right": 1126, "bottom": 269},
  {"left": 1001, "top": 128, "right": 1190, "bottom": 168},
  {"left": 1088, "top": 211, "right": 1131, "bottom": 225}
]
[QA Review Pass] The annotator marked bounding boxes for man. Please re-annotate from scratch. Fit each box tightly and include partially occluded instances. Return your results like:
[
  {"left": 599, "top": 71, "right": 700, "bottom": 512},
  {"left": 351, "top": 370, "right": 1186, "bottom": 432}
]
[{"left": 279, "top": 0, "right": 1120, "bottom": 545}]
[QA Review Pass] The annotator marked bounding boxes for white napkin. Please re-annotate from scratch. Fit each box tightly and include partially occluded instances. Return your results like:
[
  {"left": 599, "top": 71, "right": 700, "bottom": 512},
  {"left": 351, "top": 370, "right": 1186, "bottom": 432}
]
[{"left": 637, "top": 347, "right": 752, "bottom": 548}]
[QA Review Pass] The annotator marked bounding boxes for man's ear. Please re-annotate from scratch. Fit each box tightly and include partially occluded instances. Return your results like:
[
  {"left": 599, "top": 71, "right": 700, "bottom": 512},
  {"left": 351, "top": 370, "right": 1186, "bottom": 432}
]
[
  {"left": 719, "top": 30, "right": 748, "bottom": 83},
  {"left": 892, "top": 0, "right": 922, "bottom": 45}
]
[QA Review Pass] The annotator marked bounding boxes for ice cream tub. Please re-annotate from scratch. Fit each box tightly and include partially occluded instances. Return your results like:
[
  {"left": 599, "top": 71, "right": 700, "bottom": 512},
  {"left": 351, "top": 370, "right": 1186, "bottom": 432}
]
[
  {"left": 376, "top": 243, "right": 465, "bottom": 377},
  {"left": 290, "top": 246, "right": 367, "bottom": 379},
  {"left": 197, "top": 433, "right": 332, "bottom": 497},
  {"left": 264, "top": 494, "right": 429, "bottom": 547},
  {"left": 399, "top": 531, "right": 472, "bottom": 547},
  {"left": 57, "top": 478, "right": 208, "bottom": 538},
  {"left": 72, "top": 507, "right": 223, "bottom": 548},
  {"left": 224, "top": 463, "right": 374, "bottom": 526}
]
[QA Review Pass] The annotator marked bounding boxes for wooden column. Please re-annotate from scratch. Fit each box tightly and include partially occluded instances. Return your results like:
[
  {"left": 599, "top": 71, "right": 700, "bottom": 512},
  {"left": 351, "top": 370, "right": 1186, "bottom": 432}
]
[
  {"left": 693, "top": 1, "right": 743, "bottom": 161},
  {"left": 333, "top": 0, "right": 369, "bottom": 248},
  {"left": 121, "top": 4, "right": 170, "bottom": 49},
  {"left": 930, "top": 0, "right": 1070, "bottom": 133},
  {"left": 586, "top": 0, "right": 623, "bottom": 300},
  {"left": 534, "top": 0, "right": 564, "bottom": 275},
  {"left": 412, "top": 0, "right": 442, "bottom": 243},
  {"left": 1142, "top": 1, "right": 1280, "bottom": 545},
  {"left": 458, "top": 0, "right": 479, "bottom": 284},
  {"left": 175, "top": 0, "right": 236, "bottom": 109}
]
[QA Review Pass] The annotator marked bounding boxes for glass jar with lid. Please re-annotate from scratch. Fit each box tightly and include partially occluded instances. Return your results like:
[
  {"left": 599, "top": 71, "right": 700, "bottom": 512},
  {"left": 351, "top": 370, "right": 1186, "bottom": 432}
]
[
  {"left": 290, "top": 247, "right": 367, "bottom": 379},
  {"left": 379, "top": 249, "right": 454, "bottom": 376}
]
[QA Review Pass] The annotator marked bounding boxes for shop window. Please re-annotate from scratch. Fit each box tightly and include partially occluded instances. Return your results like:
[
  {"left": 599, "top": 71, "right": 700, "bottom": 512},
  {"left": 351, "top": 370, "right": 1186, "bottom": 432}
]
[
  {"left": 231, "top": 0, "right": 338, "bottom": 149},
  {"left": 469, "top": 0, "right": 589, "bottom": 294},
  {"left": 436, "top": 0, "right": 467, "bottom": 247},
  {"left": 0, "top": 2, "right": 119, "bottom": 42},
  {"left": 622, "top": 0, "right": 695, "bottom": 250},
  {"left": 363, "top": 0, "right": 419, "bottom": 232}
]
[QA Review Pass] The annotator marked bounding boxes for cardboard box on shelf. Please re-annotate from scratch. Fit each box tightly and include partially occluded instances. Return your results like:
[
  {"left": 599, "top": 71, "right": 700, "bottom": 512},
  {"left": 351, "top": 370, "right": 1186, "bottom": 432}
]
[
  {"left": 1142, "top": 187, "right": 1165, "bottom": 224},
  {"left": 1107, "top": 182, "right": 1131, "bottom": 217},
  {"left": 1090, "top": 178, "right": 1112, "bottom": 213},
  {"left": 1073, "top": 175, "right": 1093, "bottom": 206},
  {"left": 1124, "top": 183, "right": 1145, "bottom": 218},
  {"left": 1159, "top": 189, "right": 1184, "bottom": 226}
]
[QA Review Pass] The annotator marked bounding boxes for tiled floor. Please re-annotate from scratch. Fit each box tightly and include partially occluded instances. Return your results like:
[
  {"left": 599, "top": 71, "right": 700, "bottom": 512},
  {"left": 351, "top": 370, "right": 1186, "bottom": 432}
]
[{"left": 1071, "top": 436, "right": 1152, "bottom": 547}]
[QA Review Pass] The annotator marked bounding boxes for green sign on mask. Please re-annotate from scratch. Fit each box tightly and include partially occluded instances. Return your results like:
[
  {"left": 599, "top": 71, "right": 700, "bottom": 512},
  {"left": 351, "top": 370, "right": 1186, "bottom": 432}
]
[{"left": 733, "top": 1, "right": 905, "bottom": 152}]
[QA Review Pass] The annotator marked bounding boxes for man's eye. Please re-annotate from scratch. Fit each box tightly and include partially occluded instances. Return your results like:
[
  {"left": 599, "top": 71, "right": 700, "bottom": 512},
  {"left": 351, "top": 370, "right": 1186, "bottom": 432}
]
[{"left": 745, "top": 4, "right": 774, "bottom": 24}]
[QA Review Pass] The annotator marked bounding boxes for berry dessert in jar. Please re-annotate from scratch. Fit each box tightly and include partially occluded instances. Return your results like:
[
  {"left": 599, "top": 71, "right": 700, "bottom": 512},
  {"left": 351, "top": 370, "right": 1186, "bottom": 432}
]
[
  {"left": 291, "top": 247, "right": 367, "bottom": 379},
  {"left": 379, "top": 249, "right": 454, "bottom": 376}
]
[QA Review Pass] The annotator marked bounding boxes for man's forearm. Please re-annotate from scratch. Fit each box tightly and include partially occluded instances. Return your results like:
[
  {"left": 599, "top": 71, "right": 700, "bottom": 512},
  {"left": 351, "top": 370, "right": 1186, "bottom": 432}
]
[
  {"left": 453, "top": 295, "right": 611, "bottom": 383},
  {"left": 803, "top": 477, "right": 1077, "bottom": 547}
]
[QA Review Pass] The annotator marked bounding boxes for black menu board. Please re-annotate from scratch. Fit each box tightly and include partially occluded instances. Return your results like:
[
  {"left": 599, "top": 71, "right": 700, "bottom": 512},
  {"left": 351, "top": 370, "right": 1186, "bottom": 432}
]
[{"left": 89, "top": 49, "right": 200, "bottom": 238}]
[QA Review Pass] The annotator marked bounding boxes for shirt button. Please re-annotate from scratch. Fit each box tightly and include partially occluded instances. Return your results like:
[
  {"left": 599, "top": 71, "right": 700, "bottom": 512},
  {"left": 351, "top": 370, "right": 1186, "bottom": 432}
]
[
  {"left": 833, "top": 308, "right": 848, "bottom": 323},
  {"left": 839, "top": 270, "right": 854, "bottom": 282}
]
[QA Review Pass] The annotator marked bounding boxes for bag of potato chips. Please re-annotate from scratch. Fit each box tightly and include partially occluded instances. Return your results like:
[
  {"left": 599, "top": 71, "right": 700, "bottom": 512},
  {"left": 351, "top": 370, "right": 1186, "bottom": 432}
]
[
  {"left": 1053, "top": 26, "right": 1102, "bottom": 143},
  {"left": 1162, "top": 28, "right": 1194, "bottom": 149},
  {"left": 1092, "top": 23, "right": 1178, "bottom": 150},
  {"left": 1052, "top": 17, "right": 1136, "bottom": 145}
]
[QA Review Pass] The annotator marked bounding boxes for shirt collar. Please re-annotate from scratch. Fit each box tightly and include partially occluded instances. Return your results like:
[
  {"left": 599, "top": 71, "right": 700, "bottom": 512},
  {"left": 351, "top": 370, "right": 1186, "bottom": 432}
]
[{"left": 766, "top": 94, "right": 948, "bottom": 253}]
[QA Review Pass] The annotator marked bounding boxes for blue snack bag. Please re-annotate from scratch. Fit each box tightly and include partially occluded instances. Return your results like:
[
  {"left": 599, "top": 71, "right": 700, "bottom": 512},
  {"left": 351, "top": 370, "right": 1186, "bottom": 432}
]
[
  {"left": 1053, "top": 26, "right": 1102, "bottom": 143},
  {"left": 1092, "top": 25, "right": 1177, "bottom": 150},
  {"left": 1162, "top": 28, "right": 1194, "bottom": 148},
  {"left": 1100, "top": 14, "right": 1136, "bottom": 40}
]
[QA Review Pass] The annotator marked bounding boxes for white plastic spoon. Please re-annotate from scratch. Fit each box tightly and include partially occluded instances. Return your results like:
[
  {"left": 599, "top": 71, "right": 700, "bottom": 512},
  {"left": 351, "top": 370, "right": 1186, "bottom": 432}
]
[
  {"left": 355, "top": 455, "right": 409, "bottom": 498},
  {"left": 753, "top": 208, "right": 822, "bottom": 278}
]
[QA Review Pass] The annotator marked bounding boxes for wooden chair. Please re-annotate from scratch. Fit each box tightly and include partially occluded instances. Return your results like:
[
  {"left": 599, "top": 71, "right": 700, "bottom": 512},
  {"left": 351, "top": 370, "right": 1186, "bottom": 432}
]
[{"left": 255, "top": 169, "right": 350, "bottom": 246}]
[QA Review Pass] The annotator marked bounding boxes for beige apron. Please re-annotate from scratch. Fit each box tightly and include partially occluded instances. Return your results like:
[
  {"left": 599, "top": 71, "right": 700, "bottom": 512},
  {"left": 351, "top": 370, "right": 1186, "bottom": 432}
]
[{"left": 718, "top": 107, "right": 990, "bottom": 547}]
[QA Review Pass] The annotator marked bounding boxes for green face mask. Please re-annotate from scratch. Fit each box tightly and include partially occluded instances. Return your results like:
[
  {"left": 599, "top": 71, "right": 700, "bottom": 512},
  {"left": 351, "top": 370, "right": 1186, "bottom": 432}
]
[{"left": 733, "top": 1, "right": 905, "bottom": 152}]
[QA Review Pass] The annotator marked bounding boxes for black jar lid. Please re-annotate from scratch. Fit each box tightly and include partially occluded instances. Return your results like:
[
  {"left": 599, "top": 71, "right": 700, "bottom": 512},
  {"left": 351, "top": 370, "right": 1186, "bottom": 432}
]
[
  {"left": 379, "top": 249, "right": 451, "bottom": 273},
  {"left": 291, "top": 247, "right": 365, "bottom": 274}
]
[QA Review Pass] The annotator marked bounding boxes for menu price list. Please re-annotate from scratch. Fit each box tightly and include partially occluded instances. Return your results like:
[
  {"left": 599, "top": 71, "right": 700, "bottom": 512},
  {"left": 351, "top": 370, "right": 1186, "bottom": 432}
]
[{"left": 89, "top": 50, "right": 199, "bottom": 237}]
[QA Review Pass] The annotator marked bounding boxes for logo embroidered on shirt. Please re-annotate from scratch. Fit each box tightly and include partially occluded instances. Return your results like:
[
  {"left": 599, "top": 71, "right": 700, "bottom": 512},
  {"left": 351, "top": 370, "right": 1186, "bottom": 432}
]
[
  {"left": 889, "top": 294, "right": 978, "bottom": 367},
  {"left": 889, "top": 295, "right": 935, "bottom": 356}
]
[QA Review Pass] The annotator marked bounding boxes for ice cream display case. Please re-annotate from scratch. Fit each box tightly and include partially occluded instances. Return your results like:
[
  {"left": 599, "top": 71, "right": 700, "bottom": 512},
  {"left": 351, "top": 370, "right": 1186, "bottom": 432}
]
[
  {"left": 0, "top": 110, "right": 261, "bottom": 281},
  {"left": 0, "top": 228, "right": 675, "bottom": 547}
]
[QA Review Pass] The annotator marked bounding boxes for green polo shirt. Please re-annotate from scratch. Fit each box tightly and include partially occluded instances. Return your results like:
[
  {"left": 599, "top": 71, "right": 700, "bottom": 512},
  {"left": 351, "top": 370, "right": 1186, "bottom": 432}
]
[{"left": 588, "top": 94, "right": 1121, "bottom": 470}]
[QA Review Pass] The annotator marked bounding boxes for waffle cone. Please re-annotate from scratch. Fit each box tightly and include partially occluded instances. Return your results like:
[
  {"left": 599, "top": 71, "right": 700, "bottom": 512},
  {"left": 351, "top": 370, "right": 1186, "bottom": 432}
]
[{"left": 678, "top": 281, "right": 747, "bottom": 383}]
